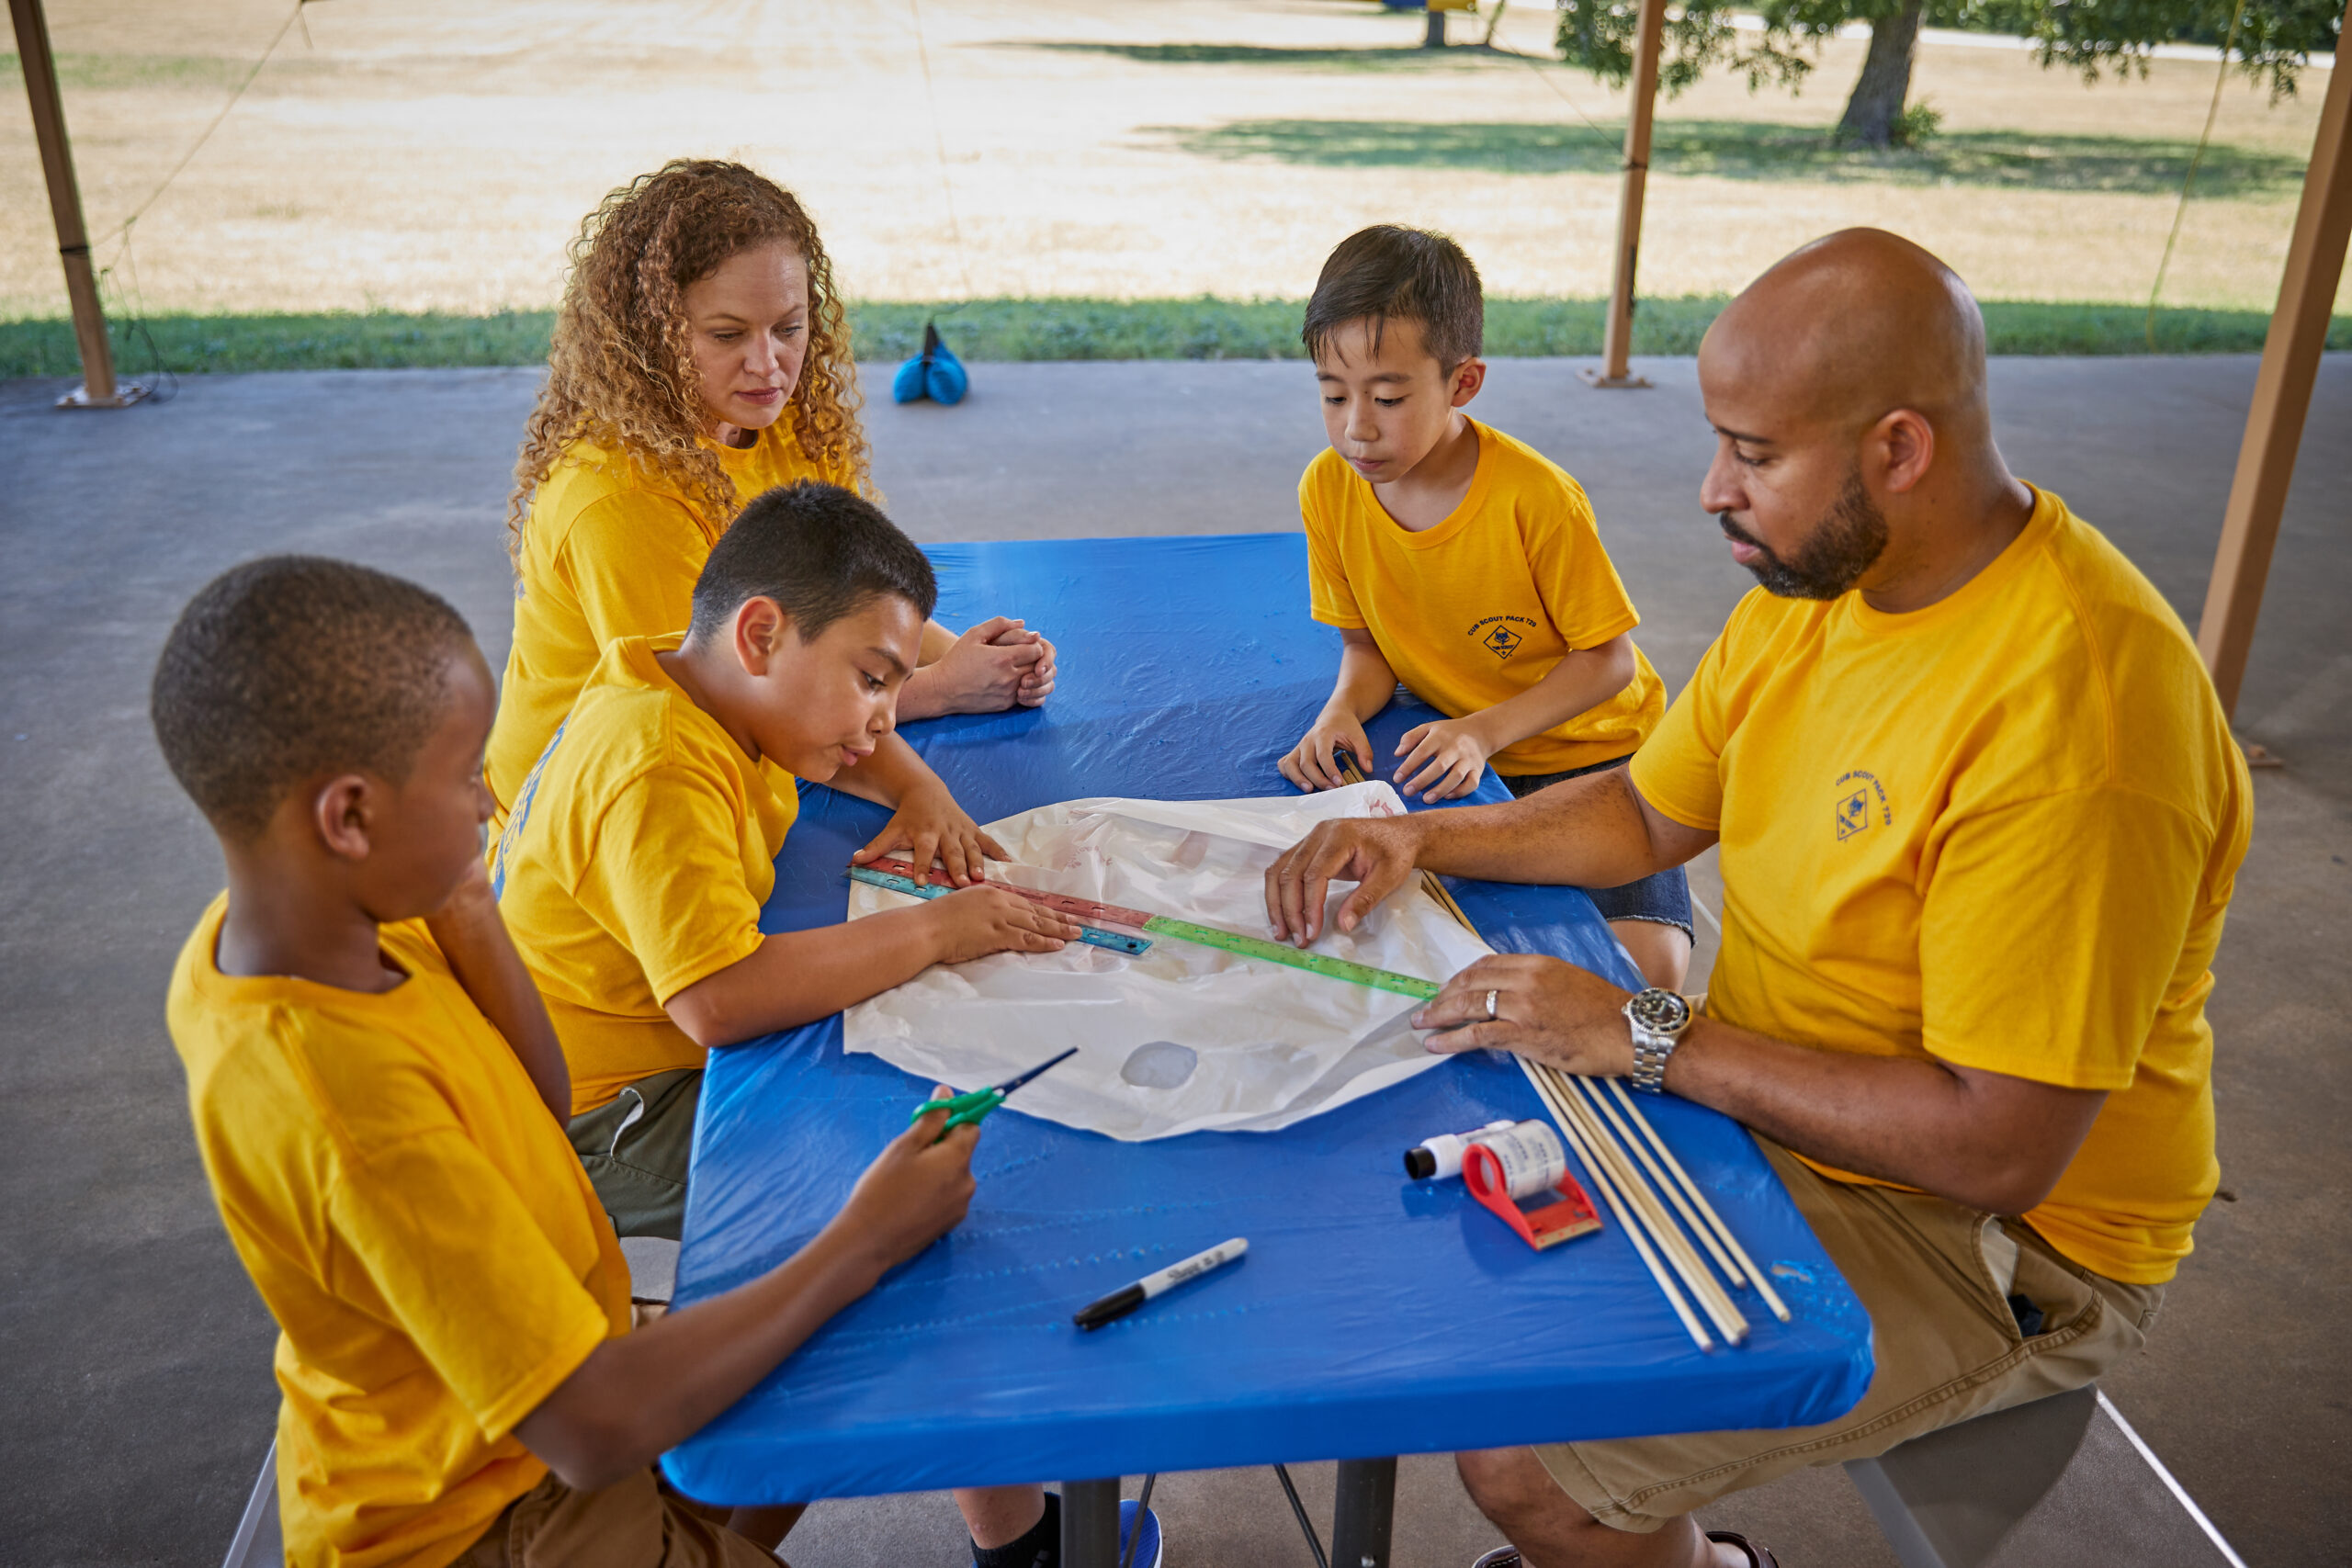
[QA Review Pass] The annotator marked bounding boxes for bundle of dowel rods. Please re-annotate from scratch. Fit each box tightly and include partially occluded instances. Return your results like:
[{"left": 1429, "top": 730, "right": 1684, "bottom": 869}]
[
  {"left": 1334, "top": 754, "right": 1791, "bottom": 1349},
  {"left": 1519, "top": 1062, "right": 1790, "bottom": 1350}
]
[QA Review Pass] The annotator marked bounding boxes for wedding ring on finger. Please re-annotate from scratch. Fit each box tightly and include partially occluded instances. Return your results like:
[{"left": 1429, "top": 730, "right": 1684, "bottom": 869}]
[{"left": 1485, "top": 988, "right": 1499, "bottom": 1022}]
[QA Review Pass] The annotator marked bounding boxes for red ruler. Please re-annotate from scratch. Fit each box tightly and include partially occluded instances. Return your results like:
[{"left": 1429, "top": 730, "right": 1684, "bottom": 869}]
[{"left": 861, "top": 858, "right": 1156, "bottom": 931}]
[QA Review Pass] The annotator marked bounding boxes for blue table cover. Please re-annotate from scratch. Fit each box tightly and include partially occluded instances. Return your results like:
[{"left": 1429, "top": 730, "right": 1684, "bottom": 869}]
[{"left": 664, "top": 534, "right": 1871, "bottom": 1503}]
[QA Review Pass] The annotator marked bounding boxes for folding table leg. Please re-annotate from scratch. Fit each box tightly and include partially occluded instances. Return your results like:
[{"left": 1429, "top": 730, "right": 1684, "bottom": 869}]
[
  {"left": 1331, "top": 1457, "right": 1398, "bottom": 1568},
  {"left": 1060, "top": 1477, "right": 1123, "bottom": 1568}
]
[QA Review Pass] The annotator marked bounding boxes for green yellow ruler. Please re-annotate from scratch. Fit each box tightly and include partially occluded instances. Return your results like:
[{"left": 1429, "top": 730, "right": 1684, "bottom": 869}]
[
  {"left": 1139, "top": 916, "right": 1441, "bottom": 1001},
  {"left": 850, "top": 859, "right": 1442, "bottom": 1000}
]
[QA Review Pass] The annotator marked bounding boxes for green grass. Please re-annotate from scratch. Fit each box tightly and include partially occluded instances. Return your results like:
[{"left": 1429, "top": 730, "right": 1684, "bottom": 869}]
[
  {"left": 0, "top": 51, "right": 273, "bottom": 92},
  {"left": 1159, "top": 118, "right": 2312, "bottom": 196},
  {"left": 4, "top": 298, "right": 2342, "bottom": 380}
]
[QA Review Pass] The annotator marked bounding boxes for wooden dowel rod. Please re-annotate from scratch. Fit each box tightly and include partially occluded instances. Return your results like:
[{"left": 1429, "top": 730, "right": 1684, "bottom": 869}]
[
  {"left": 1554, "top": 1071, "right": 1746, "bottom": 1347},
  {"left": 1558, "top": 1072, "right": 1748, "bottom": 1344},
  {"left": 1606, "top": 1078, "right": 1792, "bottom": 1322},
  {"left": 1521, "top": 1058, "right": 1713, "bottom": 1352},
  {"left": 1584, "top": 1075, "right": 1745, "bottom": 1287},
  {"left": 1547, "top": 1066, "right": 1745, "bottom": 1343}
]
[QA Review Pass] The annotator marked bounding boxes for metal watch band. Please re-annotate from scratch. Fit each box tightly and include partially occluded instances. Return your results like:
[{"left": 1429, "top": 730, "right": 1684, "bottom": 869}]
[{"left": 1629, "top": 1026, "right": 1677, "bottom": 1094}]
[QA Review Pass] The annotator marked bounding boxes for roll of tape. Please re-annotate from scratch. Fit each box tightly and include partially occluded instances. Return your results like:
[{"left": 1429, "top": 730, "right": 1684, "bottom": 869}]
[{"left": 1475, "top": 1120, "right": 1568, "bottom": 1200}]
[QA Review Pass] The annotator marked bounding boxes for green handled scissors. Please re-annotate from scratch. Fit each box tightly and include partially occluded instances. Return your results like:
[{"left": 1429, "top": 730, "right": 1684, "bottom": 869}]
[{"left": 911, "top": 1047, "right": 1080, "bottom": 1136}]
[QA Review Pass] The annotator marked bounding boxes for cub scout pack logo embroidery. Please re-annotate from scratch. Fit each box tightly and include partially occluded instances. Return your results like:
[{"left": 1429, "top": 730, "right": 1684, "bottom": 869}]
[
  {"left": 1834, "top": 770, "right": 1890, "bottom": 840},
  {"left": 1468, "top": 614, "right": 1538, "bottom": 660}
]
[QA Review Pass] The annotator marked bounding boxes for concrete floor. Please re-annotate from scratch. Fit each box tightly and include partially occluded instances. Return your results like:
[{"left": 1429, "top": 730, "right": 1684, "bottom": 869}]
[{"left": 1, "top": 356, "right": 2344, "bottom": 1567}]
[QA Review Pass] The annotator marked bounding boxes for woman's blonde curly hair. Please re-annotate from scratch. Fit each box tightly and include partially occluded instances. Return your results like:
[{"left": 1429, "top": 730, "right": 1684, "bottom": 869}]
[{"left": 506, "top": 159, "right": 870, "bottom": 565}]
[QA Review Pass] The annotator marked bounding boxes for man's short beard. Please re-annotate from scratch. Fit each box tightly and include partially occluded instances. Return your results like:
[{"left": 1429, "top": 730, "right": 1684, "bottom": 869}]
[{"left": 1718, "top": 469, "right": 1889, "bottom": 601}]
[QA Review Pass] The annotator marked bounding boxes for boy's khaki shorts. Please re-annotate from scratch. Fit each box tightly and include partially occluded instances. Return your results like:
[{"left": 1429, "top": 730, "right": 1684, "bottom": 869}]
[
  {"left": 451, "top": 1466, "right": 773, "bottom": 1568},
  {"left": 1532, "top": 1139, "right": 2164, "bottom": 1533}
]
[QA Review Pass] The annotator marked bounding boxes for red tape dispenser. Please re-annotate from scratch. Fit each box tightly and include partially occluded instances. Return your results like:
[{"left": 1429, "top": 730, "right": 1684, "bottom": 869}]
[{"left": 1462, "top": 1121, "right": 1603, "bottom": 1250}]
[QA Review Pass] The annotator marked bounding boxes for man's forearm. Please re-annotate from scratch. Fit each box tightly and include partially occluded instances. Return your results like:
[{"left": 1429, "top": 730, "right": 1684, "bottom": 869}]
[
  {"left": 1415, "top": 768, "right": 1674, "bottom": 891},
  {"left": 1663, "top": 1019, "right": 2099, "bottom": 1214}
]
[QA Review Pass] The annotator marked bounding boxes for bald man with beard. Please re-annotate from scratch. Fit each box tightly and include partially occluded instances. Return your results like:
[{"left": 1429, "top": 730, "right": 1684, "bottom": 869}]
[{"left": 1264, "top": 230, "right": 2253, "bottom": 1568}]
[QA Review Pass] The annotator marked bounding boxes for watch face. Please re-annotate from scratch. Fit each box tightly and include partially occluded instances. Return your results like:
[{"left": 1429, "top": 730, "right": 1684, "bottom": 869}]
[{"left": 1628, "top": 988, "right": 1690, "bottom": 1033}]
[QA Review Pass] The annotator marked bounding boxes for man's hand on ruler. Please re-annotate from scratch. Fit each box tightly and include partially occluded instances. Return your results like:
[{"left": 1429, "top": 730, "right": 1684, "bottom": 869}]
[
  {"left": 1264, "top": 814, "right": 1429, "bottom": 945},
  {"left": 1415, "top": 953, "right": 1635, "bottom": 1074}
]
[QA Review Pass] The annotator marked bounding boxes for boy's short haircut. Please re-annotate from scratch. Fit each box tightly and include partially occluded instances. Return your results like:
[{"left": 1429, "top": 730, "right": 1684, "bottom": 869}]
[
  {"left": 690, "top": 480, "right": 940, "bottom": 642},
  {"left": 152, "top": 557, "right": 475, "bottom": 841},
  {"left": 1303, "top": 225, "right": 1485, "bottom": 370}
]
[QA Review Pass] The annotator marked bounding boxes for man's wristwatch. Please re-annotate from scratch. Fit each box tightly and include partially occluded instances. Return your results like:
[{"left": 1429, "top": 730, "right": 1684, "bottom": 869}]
[{"left": 1623, "top": 987, "right": 1694, "bottom": 1094}]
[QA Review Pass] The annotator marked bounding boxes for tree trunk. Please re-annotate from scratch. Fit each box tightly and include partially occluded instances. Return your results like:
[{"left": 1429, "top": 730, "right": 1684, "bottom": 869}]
[
  {"left": 1424, "top": 6, "right": 1446, "bottom": 48},
  {"left": 1838, "top": 0, "right": 1925, "bottom": 147}
]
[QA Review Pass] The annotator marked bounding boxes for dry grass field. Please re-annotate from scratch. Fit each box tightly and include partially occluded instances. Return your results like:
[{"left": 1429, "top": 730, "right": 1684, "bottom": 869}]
[{"left": 2, "top": 0, "right": 2342, "bottom": 321}]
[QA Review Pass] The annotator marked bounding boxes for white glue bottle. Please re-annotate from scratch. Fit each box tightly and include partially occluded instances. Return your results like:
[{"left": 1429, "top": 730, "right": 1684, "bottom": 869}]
[{"left": 1403, "top": 1120, "right": 1518, "bottom": 1180}]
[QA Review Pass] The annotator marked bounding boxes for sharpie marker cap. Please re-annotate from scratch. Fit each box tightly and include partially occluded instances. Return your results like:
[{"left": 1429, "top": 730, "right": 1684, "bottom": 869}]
[
  {"left": 1071, "top": 1283, "right": 1148, "bottom": 1331},
  {"left": 1404, "top": 1146, "right": 1439, "bottom": 1179}
]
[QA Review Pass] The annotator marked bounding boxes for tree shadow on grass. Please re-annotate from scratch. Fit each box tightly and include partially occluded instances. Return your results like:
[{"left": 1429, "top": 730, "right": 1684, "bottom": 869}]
[
  {"left": 1153, "top": 118, "right": 2308, "bottom": 196},
  {"left": 995, "top": 41, "right": 1534, "bottom": 72}
]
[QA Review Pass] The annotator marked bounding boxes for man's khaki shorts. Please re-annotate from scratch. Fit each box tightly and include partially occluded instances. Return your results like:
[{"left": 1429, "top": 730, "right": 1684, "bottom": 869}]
[
  {"left": 451, "top": 1467, "right": 774, "bottom": 1567},
  {"left": 1533, "top": 1139, "right": 2164, "bottom": 1533}
]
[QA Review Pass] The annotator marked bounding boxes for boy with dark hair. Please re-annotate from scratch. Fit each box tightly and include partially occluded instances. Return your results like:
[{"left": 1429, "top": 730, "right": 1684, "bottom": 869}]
[
  {"left": 157, "top": 554, "right": 982, "bottom": 1568},
  {"left": 493, "top": 481, "right": 1114, "bottom": 1568},
  {"left": 1280, "top": 224, "right": 1693, "bottom": 990},
  {"left": 492, "top": 479, "right": 1078, "bottom": 1237}
]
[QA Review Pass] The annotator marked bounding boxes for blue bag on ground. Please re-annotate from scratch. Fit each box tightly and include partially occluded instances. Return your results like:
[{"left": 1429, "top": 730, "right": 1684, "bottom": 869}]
[{"left": 892, "top": 319, "right": 969, "bottom": 406}]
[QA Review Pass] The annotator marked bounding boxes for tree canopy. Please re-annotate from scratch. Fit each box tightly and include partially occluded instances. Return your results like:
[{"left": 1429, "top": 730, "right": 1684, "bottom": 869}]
[{"left": 1554, "top": 0, "right": 2344, "bottom": 147}]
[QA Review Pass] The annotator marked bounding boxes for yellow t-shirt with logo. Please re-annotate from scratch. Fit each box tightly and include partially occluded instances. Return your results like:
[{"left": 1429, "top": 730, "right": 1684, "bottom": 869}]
[
  {"left": 492, "top": 634, "right": 798, "bottom": 1115},
  {"left": 166, "top": 897, "right": 630, "bottom": 1568},
  {"left": 1631, "top": 487, "right": 2251, "bottom": 1285},
  {"left": 1300, "top": 421, "right": 1667, "bottom": 775},
  {"left": 487, "top": 423, "right": 852, "bottom": 811}
]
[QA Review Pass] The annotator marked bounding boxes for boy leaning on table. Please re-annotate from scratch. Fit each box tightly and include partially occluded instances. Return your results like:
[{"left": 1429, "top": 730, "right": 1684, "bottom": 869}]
[
  {"left": 155, "top": 554, "right": 981, "bottom": 1567},
  {"left": 486, "top": 480, "right": 1101, "bottom": 1567},
  {"left": 1278, "top": 224, "right": 1692, "bottom": 992}
]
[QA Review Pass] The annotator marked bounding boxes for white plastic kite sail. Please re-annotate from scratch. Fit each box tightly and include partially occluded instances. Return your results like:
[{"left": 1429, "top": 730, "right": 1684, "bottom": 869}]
[{"left": 842, "top": 783, "right": 1494, "bottom": 1140}]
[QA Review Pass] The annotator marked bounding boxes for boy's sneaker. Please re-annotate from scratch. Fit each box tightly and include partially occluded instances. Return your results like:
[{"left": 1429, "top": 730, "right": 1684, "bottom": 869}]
[
  {"left": 1119, "top": 1497, "right": 1164, "bottom": 1568},
  {"left": 1469, "top": 1550, "right": 1521, "bottom": 1568}
]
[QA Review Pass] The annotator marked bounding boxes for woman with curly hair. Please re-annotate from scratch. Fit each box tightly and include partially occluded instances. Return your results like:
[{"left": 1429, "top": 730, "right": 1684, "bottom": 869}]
[{"left": 486, "top": 159, "right": 1055, "bottom": 816}]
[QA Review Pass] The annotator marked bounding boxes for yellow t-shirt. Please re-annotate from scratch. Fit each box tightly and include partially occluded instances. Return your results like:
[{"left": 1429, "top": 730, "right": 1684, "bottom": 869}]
[
  {"left": 1631, "top": 487, "right": 2251, "bottom": 1285},
  {"left": 1301, "top": 421, "right": 1667, "bottom": 774},
  {"left": 492, "top": 633, "right": 799, "bottom": 1114},
  {"left": 166, "top": 897, "right": 630, "bottom": 1568},
  {"left": 487, "top": 422, "right": 852, "bottom": 811}
]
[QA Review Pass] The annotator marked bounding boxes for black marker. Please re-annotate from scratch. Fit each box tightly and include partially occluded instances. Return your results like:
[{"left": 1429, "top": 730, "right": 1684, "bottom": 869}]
[{"left": 1073, "top": 1237, "right": 1249, "bottom": 1330}]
